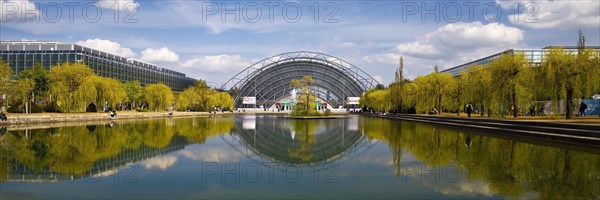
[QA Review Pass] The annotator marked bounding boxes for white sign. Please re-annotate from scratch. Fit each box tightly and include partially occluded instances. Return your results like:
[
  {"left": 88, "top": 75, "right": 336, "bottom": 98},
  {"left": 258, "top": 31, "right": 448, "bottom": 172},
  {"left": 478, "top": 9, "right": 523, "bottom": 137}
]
[
  {"left": 347, "top": 97, "right": 360, "bottom": 105},
  {"left": 242, "top": 96, "right": 256, "bottom": 104}
]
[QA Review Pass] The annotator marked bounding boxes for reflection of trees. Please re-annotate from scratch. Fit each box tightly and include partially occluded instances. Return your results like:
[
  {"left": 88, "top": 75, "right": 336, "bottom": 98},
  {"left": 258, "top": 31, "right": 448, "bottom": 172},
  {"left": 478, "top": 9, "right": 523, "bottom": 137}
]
[
  {"left": 143, "top": 120, "right": 175, "bottom": 148},
  {"left": 361, "top": 117, "right": 600, "bottom": 199},
  {"left": 176, "top": 117, "right": 233, "bottom": 144},
  {"left": 288, "top": 120, "right": 319, "bottom": 162},
  {"left": 1, "top": 117, "right": 233, "bottom": 180}
]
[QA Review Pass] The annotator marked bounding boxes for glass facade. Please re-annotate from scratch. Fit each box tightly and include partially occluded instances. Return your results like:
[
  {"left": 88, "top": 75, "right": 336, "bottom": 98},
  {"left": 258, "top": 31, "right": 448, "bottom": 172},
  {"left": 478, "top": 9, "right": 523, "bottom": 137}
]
[
  {"left": 442, "top": 46, "right": 600, "bottom": 77},
  {"left": 0, "top": 41, "right": 196, "bottom": 91}
]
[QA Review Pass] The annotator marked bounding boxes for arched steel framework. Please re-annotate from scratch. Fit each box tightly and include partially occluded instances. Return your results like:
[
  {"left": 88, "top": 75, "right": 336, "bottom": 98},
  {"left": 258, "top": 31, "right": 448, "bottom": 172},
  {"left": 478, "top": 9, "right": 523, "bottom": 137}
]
[
  {"left": 222, "top": 51, "right": 380, "bottom": 108},
  {"left": 220, "top": 116, "right": 379, "bottom": 171}
]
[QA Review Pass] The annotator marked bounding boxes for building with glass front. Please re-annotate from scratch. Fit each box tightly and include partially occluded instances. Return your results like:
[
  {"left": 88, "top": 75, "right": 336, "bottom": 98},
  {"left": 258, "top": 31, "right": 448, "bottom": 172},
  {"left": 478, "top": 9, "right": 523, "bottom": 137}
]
[
  {"left": 442, "top": 46, "right": 600, "bottom": 77},
  {"left": 0, "top": 41, "right": 196, "bottom": 91}
]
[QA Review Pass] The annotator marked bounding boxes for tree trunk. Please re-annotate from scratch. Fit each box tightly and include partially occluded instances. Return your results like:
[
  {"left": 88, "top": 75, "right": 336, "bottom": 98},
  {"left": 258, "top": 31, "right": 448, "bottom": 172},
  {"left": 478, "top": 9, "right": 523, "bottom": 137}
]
[
  {"left": 566, "top": 85, "right": 574, "bottom": 119},
  {"left": 512, "top": 86, "right": 518, "bottom": 118},
  {"left": 438, "top": 92, "right": 442, "bottom": 115}
]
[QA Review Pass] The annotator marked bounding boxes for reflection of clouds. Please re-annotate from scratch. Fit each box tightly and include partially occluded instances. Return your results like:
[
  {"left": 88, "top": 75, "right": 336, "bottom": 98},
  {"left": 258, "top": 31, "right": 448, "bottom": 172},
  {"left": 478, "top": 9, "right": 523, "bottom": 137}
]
[
  {"left": 93, "top": 168, "right": 118, "bottom": 178},
  {"left": 179, "top": 145, "right": 244, "bottom": 162},
  {"left": 433, "top": 181, "right": 494, "bottom": 197},
  {"left": 92, "top": 163, "right": 134, "bottom": 177},
  {"left": 356, "top": 154, "right": 393, "bottom": 166},
  {"left": 142, "top": 156, "right": 178, "bottom": 170}
]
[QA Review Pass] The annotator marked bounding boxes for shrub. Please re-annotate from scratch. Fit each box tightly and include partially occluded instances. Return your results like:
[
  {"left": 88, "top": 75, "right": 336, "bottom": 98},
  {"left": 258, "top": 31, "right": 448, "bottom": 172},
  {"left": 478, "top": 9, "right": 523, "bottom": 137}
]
[{"left": 323, "top": 109, "right": 332, "bottom": 116}]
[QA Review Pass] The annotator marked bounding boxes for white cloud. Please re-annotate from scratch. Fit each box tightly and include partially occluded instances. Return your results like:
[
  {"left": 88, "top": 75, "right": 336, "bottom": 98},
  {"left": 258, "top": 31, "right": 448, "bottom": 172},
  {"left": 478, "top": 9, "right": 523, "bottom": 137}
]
[
  {"left": 76, "top": 38, "right": 137, "bottom": 58},
  {"left": 141, "top": 47, "right": 179, "bottom": 62},
  {"left": 497, "top": 0, "right": 600, "bottom": 29},
  {"left": 394, "top": 22, "right": 524, "bottom": 59},
  {"left": 0, "top": 0, "right": 39, "bottom": 22},
  {"left": 97, "top": 0, "right": 139, "bottom": 12},
  {"left": 181, "top": 55, "right": 253, "bottom": 73},
  {"left": 362, "top": 22, "right": 525, "bottom": 81},
  {"left": 372, "top": 75, "right": 384, "bottom": 85},
  {"left": 142, "top": 156, "right": 178, "bottom": 170}
]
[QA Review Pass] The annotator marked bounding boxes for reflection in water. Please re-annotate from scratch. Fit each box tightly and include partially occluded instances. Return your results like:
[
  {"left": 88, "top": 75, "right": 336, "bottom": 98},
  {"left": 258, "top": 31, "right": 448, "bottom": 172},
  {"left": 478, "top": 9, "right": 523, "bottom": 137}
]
[
  {"left": 360, "top": 117, "right": 600, "bottom": 199},
  {"left": 0, "top": 117, "right": 234, "bottom": 182},
  {"left": 225, "top": 116, "right": 378, "bottom": 169},
  {"left": 0, "top": 115, "right": 599, "bottom": 199}
]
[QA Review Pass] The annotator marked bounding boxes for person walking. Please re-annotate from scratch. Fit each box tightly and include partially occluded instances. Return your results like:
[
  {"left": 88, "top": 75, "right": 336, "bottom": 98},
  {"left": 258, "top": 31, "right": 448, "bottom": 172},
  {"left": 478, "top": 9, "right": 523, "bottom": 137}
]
[
  {"left": 465, "top": 103, "right": 473, "bottom": 118},
  {"left": 579, "top": 101, "right": 588, "bottom": 117},
  {"left": 0, "top": 111, "right": 7, "bottom": 121}
]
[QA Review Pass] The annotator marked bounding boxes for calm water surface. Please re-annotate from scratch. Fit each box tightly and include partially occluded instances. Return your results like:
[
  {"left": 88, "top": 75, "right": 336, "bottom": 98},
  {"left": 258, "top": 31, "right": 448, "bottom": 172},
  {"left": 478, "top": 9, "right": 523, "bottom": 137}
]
[{"left": 1, "top": 115, "right": 599, "bottom": 199}]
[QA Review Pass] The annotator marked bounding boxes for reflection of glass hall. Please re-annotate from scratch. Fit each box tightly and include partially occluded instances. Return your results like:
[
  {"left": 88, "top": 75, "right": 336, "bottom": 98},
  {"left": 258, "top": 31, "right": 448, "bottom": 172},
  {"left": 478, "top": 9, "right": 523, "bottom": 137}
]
[
  {"left": 222, "top": 51, "right": 379, "bottom": 109},
  {"left": 222, "top": 115, "right": 378, "bottom": 170}
]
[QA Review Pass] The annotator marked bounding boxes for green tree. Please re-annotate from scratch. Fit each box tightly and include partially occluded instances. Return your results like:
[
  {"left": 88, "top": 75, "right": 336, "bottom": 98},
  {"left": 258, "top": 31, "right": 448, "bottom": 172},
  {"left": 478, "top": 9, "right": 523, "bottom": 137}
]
[
  {"left": 49, "top": 62, "right": 94, "bottom": 112},
  {"left": 413, "top": 70, "right": 455, "bottom": 114},
  {"left": 462, "top": 65, "right": 493, "bottom": 117},
  {"left": 14, "top": 78, "right": 35, "bottom": 113},
  {"left": 489, "top": 53, "right": 529, "bottom": 117},
  {"left": 192, "top": 80, "right": 214, "bottom": 111},
  {"left": 144, "top": 83, "right": 175, "bottom": 111},
  {"left": 0, "top": 59, "right": 13, "bottom": 111},
  {"left": 290, "top": 76, "right": 318, "bottom": 116},
  {"left": 176, "top": 87, "right": 198, "bottom": 111},
  {"left": 78, "top": 76, "right": 126, "bottom": 111},
  {"left": 388, "top": 82, "right": 403, "bottom": 113},
  {"left": 18, "top": 62, "right": 50, "bottom": 101},
  {"left": 209, "top": 92, "right": 234, "bottom": 111},
  {"left": 123, "top": 81, "right": 143, "bottom": 110}
]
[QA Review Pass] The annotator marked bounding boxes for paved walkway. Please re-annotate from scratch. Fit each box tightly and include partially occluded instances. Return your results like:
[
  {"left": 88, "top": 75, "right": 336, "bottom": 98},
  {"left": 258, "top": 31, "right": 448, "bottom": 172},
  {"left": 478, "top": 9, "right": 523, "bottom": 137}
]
[{"left": 0, "top": 111, "right": 215, "bottom": 125}]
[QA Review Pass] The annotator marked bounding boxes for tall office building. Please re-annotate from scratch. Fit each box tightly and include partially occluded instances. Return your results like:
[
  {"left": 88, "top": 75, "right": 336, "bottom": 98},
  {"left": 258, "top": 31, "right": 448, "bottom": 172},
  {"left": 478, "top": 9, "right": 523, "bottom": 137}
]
[{"left": 0, "top": 41, "right": 196, "bottom": 91}]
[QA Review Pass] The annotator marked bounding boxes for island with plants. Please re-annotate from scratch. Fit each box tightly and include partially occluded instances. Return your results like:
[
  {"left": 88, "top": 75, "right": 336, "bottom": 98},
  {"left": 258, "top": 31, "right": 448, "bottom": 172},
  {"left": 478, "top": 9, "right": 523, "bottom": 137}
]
[{"left": 288, "top": 76, "right": 341, "bottom": 119}]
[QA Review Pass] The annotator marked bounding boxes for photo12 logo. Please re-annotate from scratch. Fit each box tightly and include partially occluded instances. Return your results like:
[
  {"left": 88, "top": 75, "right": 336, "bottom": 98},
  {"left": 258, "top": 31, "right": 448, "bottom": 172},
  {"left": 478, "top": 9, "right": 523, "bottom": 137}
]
[
  {"left": 200, "top": 1, "right": 340, "bottom": 24},
  {"left": 399, "top": 1, "right": 539, "bottom": 23},
  {"left": 1, "top": 1, "right": 139, "bottom": 23},
  {"left": 201, "top": 162, "right": 340, "bottom": 184}
]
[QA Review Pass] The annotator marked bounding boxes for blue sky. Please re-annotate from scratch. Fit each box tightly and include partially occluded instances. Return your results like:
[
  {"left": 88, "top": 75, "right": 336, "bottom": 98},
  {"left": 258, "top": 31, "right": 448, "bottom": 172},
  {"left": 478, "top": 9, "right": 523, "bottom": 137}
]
[{"left": 1, "top": 0, "right": 599, "bottom": 86}]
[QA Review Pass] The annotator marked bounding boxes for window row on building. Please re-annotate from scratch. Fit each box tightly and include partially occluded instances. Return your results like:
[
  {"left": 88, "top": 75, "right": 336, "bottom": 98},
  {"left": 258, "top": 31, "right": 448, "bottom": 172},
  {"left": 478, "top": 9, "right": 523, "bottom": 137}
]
[
  {"left": 442, "top": 46, "right": 600, "bottom": 77},
  {"left": 0, "top": 41, "right": 196, "bottom": 91}
]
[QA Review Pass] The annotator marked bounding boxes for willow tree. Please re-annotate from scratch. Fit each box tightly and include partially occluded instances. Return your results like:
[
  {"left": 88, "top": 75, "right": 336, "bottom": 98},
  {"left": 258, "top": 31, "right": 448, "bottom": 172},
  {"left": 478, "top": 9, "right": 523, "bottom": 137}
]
[
  {"left": 143, "top": 83, "right": 175, "bottom": 112},
  {"left": 191, "top": 80, "right": 215, "bottom": 111},
  {"left": 49, "top": 62, "right": 94, "bottom": 112},
  {"left": 290, "top": 76, "right": 318, "bottom": 116},
  {"left": 14, "top": 78, "right": 34, "bottom": 113},
  {"left": 388, "top": 82, "right": 403, "bottom": 113},
  {"left": 0, "top": 59, "right": 12, "bottom": 110},
  {"left": 576, "top": 48, "right": 600, "bottom": 101},
  {"left": 462, "top": 65, "right": 493, "bottom": 117},
  {"left": 488, "top": 53, "right": 529, "bottom": 117},
  {"left": 78, "top": 76, "right": 126, "bottom": 111},
  {"left": 176, "top": 86, "right": 200, "bottom": 111},
  {"left": 401, "top": 81, "right": 418, "bottom": 113},
  {"left": 123, "top": 80, "right": 143, "bottom": 110},
  {"left": 209, "top": 92, "right": 234, "bottom": 111},
  {"left": 413, "top": 69, "right": 455, "bottom": 114},
  {"left": 540, "top": 47, "right": 599, "bottom": 119}
]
